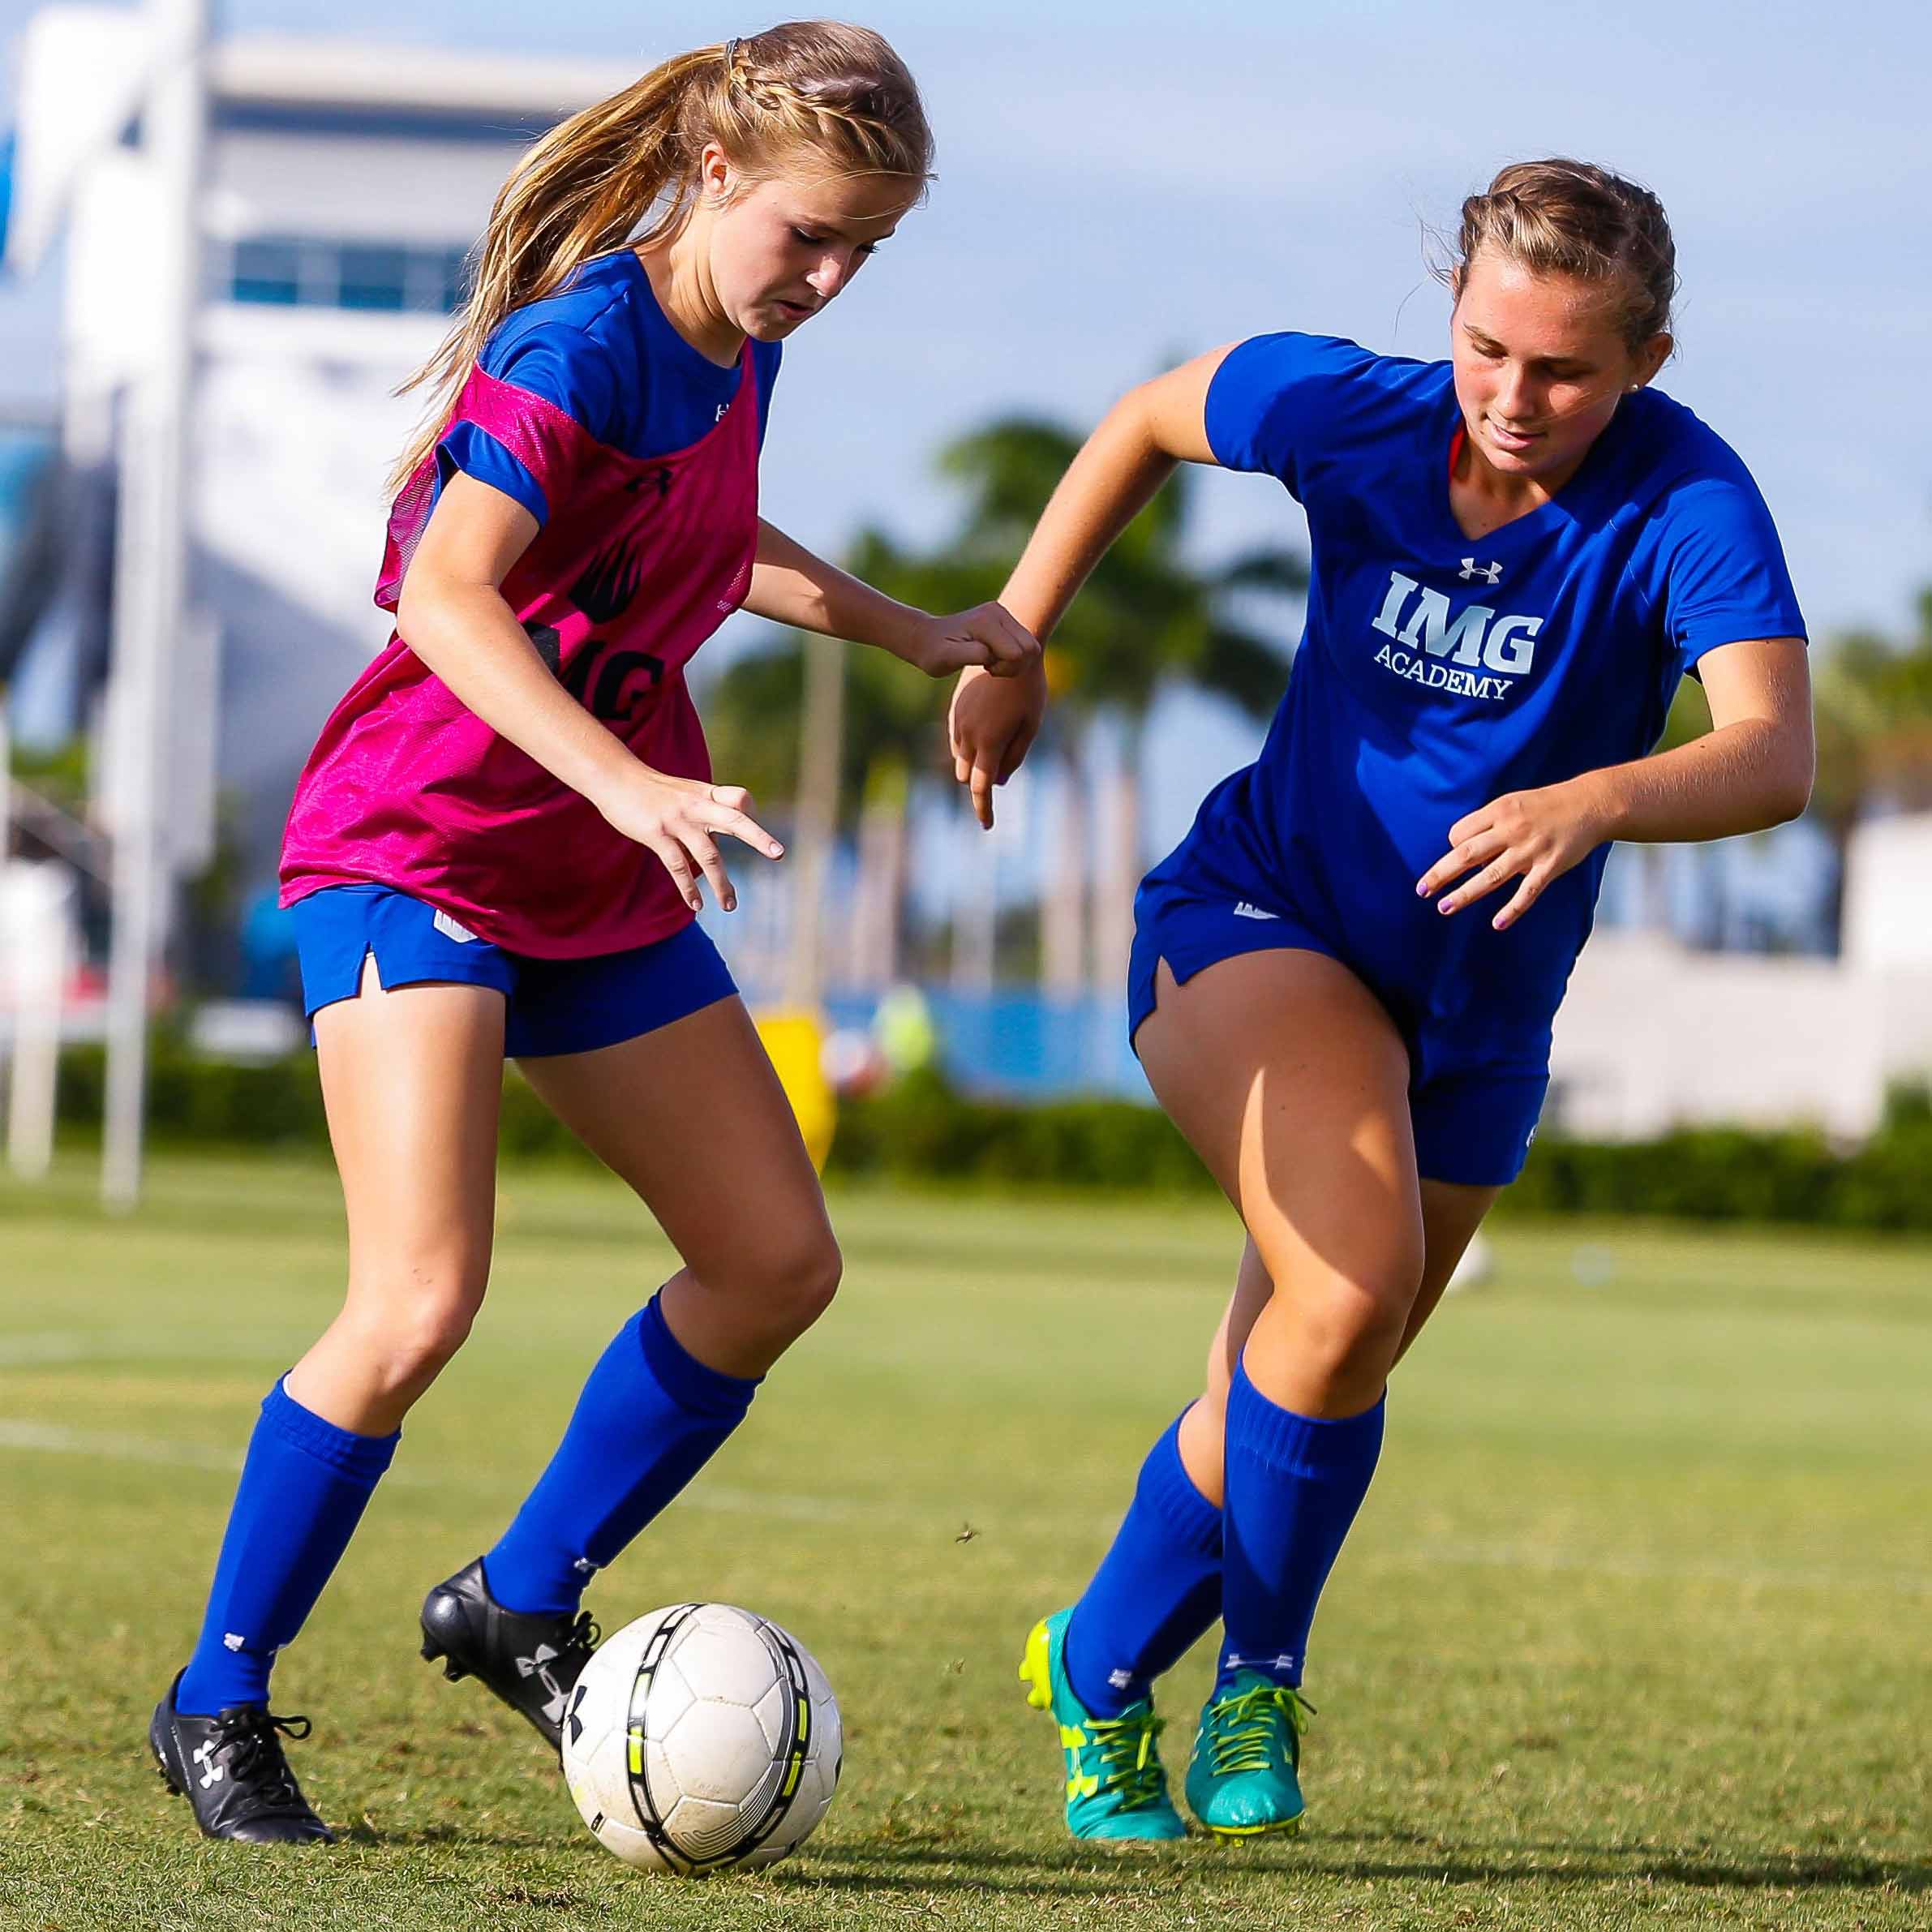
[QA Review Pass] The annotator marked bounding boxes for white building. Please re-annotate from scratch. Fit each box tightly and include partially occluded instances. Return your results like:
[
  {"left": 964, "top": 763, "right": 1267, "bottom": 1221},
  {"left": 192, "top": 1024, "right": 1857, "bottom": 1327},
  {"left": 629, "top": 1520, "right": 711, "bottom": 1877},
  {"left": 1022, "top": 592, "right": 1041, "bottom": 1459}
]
[
  {"left": 1549, "top": 814, "right": 1932, "bottom": 1140},
  {"left": 8, "top": 14, "right": 630, "bottom": 882}
]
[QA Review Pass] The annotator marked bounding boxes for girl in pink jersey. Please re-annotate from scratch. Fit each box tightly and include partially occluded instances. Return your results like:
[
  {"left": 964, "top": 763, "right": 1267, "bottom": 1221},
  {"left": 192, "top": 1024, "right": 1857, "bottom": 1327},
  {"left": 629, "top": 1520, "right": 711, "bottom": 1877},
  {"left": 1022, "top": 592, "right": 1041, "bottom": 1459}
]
[{"left": 151, "top": 22, "right": 1037, "bottom": 1845}]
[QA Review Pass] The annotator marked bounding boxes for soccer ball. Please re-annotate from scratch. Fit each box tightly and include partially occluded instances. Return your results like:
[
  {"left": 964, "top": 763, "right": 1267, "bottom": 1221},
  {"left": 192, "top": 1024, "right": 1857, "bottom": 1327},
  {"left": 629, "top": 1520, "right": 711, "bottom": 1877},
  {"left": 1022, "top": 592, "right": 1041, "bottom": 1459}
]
[{"left": 559, "top": 1603, "right": 841, "bottom": 1875}]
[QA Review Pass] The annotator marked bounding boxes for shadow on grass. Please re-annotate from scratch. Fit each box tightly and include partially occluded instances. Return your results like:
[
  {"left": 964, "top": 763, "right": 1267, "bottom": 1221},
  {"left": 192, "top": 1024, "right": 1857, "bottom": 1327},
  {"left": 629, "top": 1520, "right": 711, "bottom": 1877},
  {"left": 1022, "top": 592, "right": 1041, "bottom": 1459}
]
[
  {"left": 342, "top": 1821, "right": 560, "bottom": 1853},
  {"left": 788, "top": 1836, "right": 1930, "bottom": 1899}
]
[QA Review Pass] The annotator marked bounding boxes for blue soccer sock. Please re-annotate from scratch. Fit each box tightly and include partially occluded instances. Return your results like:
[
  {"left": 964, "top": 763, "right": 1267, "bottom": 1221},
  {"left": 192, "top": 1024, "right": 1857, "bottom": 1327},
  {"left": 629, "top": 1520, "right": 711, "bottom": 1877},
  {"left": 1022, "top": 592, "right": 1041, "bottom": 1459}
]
[
  {"left": 483, "top": 1293, "right": 759, "bottom": 1617},
  {"left": 1063, "top": 1410, "right": 1224, "bottom": 1718},
  {"left": 177, "top": 1377, "right": 400, "bottom": 1715},
  {"left": 1218, "top": 1362, "right": 1385, "bottom": 1691}
]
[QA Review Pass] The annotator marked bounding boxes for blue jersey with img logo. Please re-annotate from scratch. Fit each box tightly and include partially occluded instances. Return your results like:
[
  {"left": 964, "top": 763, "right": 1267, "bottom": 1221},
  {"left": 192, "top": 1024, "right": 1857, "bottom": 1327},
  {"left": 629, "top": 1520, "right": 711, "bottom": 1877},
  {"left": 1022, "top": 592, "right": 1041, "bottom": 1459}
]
[{"left": 1167, "top": 331, "right": 1805, "bottom": 1062}]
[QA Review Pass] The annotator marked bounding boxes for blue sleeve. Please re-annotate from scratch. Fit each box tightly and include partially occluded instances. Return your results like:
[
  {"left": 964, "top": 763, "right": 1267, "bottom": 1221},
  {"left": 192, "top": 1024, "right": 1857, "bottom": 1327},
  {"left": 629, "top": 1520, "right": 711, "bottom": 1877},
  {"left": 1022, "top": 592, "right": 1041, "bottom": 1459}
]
[
  {"left": 1654, "top": 469, "right": 1807, "bottom": 674},
  {"left": 753, "top": 340, "right": 781, "bottom": 452},
  {"left": 1203, "top": 333, "right": 1381, "bottom": 499},
  {"left": 436, "top": 324, "right": 621, "bottom": 526}
]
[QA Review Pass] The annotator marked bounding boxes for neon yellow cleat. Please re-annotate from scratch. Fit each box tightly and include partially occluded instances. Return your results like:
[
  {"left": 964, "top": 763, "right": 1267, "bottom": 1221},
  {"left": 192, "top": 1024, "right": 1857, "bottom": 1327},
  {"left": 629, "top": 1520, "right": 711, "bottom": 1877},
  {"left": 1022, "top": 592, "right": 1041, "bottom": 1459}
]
[{"left": 1019, "top": 1609, "right": 1187, "bottom": 1842}]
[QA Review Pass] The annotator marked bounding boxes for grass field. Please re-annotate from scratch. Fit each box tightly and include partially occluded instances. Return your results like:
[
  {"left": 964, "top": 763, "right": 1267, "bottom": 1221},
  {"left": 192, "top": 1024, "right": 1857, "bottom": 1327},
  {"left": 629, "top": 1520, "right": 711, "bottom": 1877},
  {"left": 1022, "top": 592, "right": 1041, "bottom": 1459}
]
[{"left": 2, "top": 1153, "right": 1926, "bottom": 1930}]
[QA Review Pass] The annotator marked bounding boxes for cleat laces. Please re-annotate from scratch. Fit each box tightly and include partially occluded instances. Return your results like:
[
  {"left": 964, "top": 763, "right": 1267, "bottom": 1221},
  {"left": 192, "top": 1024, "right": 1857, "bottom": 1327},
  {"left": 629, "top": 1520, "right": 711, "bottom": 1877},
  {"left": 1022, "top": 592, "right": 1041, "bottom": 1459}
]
[
  {"left": 211, "top": 1709, "right": 314, "bottom": 1816},
  {"left": 1203, "top": 1684, "right": 1315, "bottom": 1776},
  {"left": 522, "top": 1612, "right": 599, "bottom": 1677},
  {"left": 1076, "top": 1709, "right": 1170, "bottom": 1811}
]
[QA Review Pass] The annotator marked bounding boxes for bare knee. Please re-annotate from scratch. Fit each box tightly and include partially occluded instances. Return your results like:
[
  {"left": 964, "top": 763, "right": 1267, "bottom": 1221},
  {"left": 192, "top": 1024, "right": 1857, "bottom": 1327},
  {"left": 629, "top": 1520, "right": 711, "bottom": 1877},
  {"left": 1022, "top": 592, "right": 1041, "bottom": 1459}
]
[
  {"left": 1290, "top": 1267, "right": 1419, "bottom": 1393},
  {"left": 1254, "top": 1235, "right": 1423, "bottom": 1413},
  {"left": 773, "top": 1229, "right": 843, "bottom": 1337},
  {"left": 341, "top": 1265, "right": 486, "bottom": 1405},
  {"left": 715, "top": 1226, "right": 843, "bottom": 1346}
]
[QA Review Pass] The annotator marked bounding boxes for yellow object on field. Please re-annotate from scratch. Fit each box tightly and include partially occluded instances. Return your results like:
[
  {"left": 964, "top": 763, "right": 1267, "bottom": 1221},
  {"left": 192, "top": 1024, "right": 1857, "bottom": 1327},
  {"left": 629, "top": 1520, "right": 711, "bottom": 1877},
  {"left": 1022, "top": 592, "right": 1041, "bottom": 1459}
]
[
  {"left": 873, "top": 982, "right": 938, "bottom": 1075},
  {"left": 754, "top": 1008, "right": 836, "bottom": 1173}
]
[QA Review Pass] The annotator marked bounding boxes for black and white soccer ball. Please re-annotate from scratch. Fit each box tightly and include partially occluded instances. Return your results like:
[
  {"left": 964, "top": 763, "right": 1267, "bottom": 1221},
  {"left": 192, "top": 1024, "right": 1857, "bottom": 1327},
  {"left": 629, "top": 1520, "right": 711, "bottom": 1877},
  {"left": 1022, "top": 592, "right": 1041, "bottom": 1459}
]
[{"left": 559, "top": 1603, "right": 841, "bottom": 1875}]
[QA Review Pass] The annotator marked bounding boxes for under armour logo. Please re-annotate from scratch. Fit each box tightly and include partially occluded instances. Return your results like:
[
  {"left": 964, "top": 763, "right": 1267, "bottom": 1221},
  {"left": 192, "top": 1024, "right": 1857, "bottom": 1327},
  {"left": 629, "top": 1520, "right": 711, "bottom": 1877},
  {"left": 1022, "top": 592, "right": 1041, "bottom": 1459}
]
[
  {"left": 192, "top": 1740, "right": 225, "bottom": 1789},
  {"left": 517, "top": 1643, "right": 571, "bottom": 1726},
  {"left": 1107, "top": 1668, "right": 1134, "bottom": 1689},
  {"left": 432, "top": 909, "right": 479, "bottom": 946},
  {"left": 566, "top": 1682, "right": 590, "bottom": 1749},
  {"left": 1458, "top": 557, "right": 1503, "bottom": 585}
]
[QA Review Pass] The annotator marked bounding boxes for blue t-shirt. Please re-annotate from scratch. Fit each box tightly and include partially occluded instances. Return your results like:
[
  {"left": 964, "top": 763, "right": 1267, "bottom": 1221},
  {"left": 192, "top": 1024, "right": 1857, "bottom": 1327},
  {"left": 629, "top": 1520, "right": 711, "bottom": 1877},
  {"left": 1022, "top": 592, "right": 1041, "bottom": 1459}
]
[
  {"left": 1188, "top": 332, "right": 1805, "bottom": 1055},
  {"left": 438, "top": 251, "right": 781, "bottom": 524}
]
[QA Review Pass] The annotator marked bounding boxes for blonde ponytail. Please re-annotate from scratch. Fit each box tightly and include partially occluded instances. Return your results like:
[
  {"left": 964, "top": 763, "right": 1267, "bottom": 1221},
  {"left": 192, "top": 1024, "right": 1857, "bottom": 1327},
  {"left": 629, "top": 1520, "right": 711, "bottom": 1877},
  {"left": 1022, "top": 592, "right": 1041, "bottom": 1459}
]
[{"left": 387, "top": 22, "right": 934, "bottom": 497}]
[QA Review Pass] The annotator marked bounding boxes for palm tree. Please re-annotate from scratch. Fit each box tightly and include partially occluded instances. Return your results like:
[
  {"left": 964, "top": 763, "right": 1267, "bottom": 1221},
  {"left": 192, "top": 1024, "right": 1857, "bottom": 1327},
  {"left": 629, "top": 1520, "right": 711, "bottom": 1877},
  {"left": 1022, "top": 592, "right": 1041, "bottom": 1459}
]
[
  {"left": 706, "top": 414, "right": 1307, "bottom": 994},
  {"left": 703, "top": 590, "right": 942, "bottom": 991},
  {"left": 893, "top": 417, "right": 1306, "bottom": 993},
  {"left": 1810, "top": 582, "right": 1932, "bottom": 945},
  {"left": 1651, "top": 578, "right": 1932, "bottom": 951}
]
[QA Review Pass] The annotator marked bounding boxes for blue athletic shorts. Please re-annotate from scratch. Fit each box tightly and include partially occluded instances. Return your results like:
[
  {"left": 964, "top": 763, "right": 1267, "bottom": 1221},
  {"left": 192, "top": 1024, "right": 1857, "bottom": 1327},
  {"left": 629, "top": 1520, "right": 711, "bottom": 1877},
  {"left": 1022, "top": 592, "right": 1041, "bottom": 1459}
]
[
  {"left": 290, "top": 885, "right": 737, "bottom": 1058},
  {"left": 1127, "top": 849, "right": 1549, "bottom": 1189}
]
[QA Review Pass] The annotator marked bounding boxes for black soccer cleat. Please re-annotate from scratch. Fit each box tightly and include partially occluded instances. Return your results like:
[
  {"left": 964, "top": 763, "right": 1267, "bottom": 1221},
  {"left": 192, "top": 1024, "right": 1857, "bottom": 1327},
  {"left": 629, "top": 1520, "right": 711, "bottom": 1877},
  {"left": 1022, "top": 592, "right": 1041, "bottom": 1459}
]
[
  {"left": 419, "top": 1556, "right": 599, "bottom": 1753},
  {"left": 149, "top": 1672, "right": 336, "bottom": 1844}
]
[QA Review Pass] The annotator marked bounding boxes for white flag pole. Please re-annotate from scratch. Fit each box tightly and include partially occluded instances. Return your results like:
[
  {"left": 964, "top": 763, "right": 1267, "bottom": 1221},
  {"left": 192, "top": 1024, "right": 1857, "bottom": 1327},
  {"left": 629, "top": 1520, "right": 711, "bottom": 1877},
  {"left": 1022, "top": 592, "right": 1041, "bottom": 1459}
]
[{"left": 101, "top": 0, "right": 209, "bottom": 1211}]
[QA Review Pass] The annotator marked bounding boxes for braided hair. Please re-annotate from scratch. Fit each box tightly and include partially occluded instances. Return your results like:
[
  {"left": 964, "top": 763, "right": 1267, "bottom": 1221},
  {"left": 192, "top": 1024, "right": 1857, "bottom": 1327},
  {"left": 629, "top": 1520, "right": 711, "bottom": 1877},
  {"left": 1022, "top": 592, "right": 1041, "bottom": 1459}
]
[{"left": 390, "top": 21, "right": 934, "bottom": 494}]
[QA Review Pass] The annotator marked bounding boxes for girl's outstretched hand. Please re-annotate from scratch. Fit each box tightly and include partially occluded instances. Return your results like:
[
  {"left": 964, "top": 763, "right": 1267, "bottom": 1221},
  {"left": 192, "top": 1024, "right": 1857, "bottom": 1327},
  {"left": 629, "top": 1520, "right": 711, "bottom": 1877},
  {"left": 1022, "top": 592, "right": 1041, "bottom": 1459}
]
[
  {"left": 950, "top": 660, "right": 1046, "bottom": 830},
  {"left": 904, "top": 603, "right": 1041, "bottom": 680},
  {"left": 1416, "top": 777, "right": 1609, "bottom": 930},
  {"left": 594, "top": 767, "right": 784, "bottom": 914}
]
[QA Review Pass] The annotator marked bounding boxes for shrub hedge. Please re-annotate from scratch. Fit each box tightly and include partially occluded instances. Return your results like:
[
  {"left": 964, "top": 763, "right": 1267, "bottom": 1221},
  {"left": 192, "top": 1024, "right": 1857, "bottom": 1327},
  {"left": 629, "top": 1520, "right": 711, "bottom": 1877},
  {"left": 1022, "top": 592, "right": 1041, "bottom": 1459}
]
[{"left": 42, "top": 1040, "right": 1932, "bottom": 1232}]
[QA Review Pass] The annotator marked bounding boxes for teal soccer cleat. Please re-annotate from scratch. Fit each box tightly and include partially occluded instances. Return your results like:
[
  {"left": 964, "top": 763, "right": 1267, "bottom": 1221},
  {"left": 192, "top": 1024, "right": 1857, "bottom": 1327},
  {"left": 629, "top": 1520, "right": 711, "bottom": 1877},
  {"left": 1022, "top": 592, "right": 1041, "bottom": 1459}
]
[
  {"left": 1019, "top": 1608, "right": 1187, "bottom": 1842},
  {"left": 1184, "top": 1670, "right": 1313, "bottom": 1837}
]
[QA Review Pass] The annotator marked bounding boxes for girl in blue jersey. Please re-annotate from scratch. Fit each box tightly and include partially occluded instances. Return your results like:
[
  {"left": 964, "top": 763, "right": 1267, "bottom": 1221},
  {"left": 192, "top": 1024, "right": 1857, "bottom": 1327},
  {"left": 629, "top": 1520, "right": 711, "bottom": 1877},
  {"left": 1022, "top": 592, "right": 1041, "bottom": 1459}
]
[{"left": 952, "top": 160, "right": 1813, "bottom": 1841}]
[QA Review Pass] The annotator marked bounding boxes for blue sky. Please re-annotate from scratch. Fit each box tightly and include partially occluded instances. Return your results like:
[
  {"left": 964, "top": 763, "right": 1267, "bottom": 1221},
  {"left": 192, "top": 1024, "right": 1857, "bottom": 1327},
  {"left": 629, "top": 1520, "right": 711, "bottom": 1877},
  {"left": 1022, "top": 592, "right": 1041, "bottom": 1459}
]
[{"left": 3, "top": 0, "right": 1929, "bottom": 848}]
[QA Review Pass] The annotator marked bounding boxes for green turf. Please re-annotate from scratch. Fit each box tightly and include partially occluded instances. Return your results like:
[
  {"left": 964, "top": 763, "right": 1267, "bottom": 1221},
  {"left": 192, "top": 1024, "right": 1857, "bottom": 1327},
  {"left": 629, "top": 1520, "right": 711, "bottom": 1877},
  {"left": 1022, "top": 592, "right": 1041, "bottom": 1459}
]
[{"left": 2, "top": 1153, "right": 1926, "bottom": 1930}]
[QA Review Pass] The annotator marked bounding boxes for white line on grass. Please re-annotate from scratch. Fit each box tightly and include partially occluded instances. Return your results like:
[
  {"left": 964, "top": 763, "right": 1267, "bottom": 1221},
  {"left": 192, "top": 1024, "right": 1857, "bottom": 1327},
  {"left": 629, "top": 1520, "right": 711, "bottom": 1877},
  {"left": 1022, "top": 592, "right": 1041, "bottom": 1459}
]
[
  {"left": 0, "top": 1333, "right": 102, "bottom": 1367},
  {"left": 1359, "top": 1538, "right": 1932, "bottom": 1596},
  {"left": 0, "top": 1418, "right": 891, "bottom": 1525},
  {"left": 0, "top": 1329, "right": 312, "bottom": 1368},
  {"left": 0, "top": 1419, "right": 243, "bottom": 1470},
  {"left": 6, "top": 1415, "right": 1926, "bottom": 1599}
]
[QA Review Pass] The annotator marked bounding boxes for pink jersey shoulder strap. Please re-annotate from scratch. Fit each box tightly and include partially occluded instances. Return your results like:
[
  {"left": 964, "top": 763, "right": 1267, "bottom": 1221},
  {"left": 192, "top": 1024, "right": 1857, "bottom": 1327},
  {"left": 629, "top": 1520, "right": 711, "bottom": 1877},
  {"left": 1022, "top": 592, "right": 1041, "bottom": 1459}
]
[{"left": 376, "top": 367, "right": 603, "bottom": 613}]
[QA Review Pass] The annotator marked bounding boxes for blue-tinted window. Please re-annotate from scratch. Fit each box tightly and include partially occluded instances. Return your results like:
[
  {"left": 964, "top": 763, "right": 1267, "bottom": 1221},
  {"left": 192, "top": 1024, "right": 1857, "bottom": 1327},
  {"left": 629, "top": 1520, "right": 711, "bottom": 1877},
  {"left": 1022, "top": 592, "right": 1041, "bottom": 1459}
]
[
  {"left": 232, "top": 238, "right": 302, "bottom": 306},
  {"left": 0, "top": 426, "right": 56, "bottom": 579},
  {"left": 339, "top": 245, "right": 409, "bottom": 311},
  {"left": 224, "top": 237, "right": 470, "bottom": 314},
  {"left": 401, "top": 247, "right": 470, "bottom": 315},
  {"left": 437, "top": 247, "right": 473, "bottom": 314}
]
